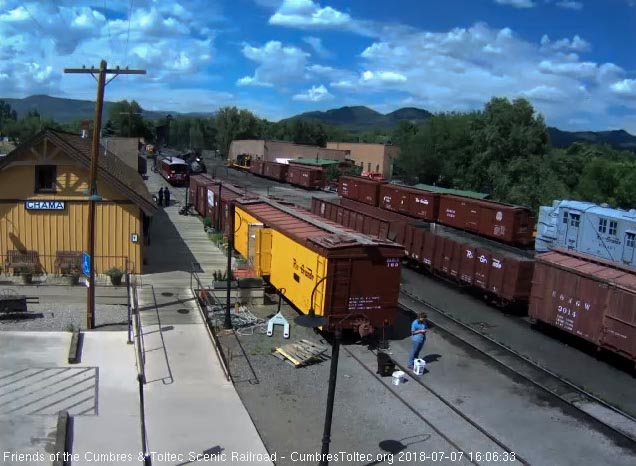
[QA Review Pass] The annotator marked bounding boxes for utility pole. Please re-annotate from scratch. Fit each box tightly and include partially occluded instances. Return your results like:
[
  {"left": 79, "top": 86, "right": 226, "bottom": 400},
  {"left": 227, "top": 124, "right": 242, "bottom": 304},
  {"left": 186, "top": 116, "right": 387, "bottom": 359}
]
[{"left": 64, "top": 60, "right": 146, "bottom": 329}]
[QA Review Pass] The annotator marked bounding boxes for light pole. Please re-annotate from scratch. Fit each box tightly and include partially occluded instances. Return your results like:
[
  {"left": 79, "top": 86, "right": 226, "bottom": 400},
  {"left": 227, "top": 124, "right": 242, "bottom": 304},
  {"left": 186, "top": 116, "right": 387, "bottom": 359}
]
[{"left": 294, "top": 275, "right": 342, "bottom": 466}]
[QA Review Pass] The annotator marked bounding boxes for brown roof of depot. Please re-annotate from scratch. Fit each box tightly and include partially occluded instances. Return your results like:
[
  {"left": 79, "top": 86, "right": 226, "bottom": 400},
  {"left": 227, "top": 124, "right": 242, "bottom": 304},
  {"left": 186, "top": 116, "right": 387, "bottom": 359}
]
[{"left": 0, "top": 128, "right": 157, "bottom": 216}]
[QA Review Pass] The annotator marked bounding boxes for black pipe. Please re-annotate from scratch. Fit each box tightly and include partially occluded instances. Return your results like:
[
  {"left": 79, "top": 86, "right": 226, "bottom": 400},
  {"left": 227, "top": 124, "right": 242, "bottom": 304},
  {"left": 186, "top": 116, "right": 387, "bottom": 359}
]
[
  {"left": 224, "top": 201, "right": 234, "bottom": 329},
  {"left": 319, "top": 327, "right": 342, "bottom": 466}
]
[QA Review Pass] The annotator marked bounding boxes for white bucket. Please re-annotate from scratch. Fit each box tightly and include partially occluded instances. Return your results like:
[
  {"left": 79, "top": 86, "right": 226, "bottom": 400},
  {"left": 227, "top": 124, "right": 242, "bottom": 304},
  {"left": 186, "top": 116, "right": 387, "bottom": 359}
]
[
  {"left": 392, "top": 370, "right": 405, "bottom": 386},
  {"left": 413, "top": 359, "right": 426, "bottom": 375}
]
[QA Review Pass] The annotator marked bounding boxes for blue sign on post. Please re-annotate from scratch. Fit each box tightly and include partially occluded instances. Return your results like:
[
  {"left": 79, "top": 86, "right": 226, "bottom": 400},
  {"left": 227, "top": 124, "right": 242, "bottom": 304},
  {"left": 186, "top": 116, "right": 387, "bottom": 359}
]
[{"left": 82, "top": 252, "right": 91, "bottom": 277}]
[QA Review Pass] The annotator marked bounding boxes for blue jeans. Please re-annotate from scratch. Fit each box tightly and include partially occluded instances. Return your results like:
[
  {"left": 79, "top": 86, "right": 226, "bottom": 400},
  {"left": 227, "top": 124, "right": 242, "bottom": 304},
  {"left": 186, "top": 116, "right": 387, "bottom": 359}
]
[{"left": 408, "top": 338, "right": 425, "bottom": 368}]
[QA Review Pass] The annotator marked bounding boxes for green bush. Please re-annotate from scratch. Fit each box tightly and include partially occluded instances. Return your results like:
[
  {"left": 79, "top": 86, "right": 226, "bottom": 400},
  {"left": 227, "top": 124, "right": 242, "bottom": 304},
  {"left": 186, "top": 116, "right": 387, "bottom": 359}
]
[{"left": 202, "top": 217, "right": 212, "bottom": 228}]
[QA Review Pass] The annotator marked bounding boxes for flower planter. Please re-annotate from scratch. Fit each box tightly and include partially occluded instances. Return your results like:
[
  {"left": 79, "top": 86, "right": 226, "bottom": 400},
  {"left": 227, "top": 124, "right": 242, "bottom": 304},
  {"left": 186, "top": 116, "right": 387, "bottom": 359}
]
[{"left": 21, "top": 273, "right": 33, "bottom": 285}]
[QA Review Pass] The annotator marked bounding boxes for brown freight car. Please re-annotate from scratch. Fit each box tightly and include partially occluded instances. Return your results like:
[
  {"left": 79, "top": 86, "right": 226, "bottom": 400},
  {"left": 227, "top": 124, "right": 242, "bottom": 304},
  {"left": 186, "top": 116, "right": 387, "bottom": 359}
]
[
  {"left": 407, "top": 223, "right": 535, "bottom": 304},
  {"left": 189, "top": 174, "right": 218, "bottom": 218},
  {"left": 529, "top": 250, "right": 636, "bottom": 365},
  {"left": 339, "top": 197, "right": 414, "bottom": 245},
  {"left": 311, "top": 198, "right": 392, "bottom": 241},
  {"left": 437, "top": 195, "right": 534, "bottom": 246},
  {"left": 287, "top": 165, "right": 324, "bottom": 189},
  {"left": 338, "top": 176, "right": 385, "bottom": 206},
  {"left": 262, "top": 161, "right": 289, "bottom": 182},
  {"left": 250, "top": 159, "right": 265, "bottom": 176},
  {"left": 234, "top": 198, "right": 405, "bottom": 331},
  {"left": 379, "top": 184, "right": 440, "bottom": 221}
]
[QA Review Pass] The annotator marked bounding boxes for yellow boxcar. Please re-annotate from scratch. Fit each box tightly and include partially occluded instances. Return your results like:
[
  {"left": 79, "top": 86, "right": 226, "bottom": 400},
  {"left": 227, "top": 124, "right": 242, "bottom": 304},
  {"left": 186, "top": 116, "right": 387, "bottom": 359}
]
[{"left": 233, "top": 200, "right": 404, "bottom": 332}]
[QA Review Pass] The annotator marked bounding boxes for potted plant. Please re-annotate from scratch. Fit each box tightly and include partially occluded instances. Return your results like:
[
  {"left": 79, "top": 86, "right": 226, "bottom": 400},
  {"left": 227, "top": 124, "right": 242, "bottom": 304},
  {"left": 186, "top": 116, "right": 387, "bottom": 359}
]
[
  {"left": 106, "top": 267, "right": 124, "bottom": 286},
  {"left": 18, "top": 266, "right": 33, "bottom": 285}
]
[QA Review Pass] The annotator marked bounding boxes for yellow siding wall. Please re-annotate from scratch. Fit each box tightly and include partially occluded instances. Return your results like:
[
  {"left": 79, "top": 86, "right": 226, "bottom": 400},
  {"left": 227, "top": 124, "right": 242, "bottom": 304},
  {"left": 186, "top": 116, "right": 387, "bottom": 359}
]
[
  {"left": 234, "top": 207, "right": 261, "bottom": 259},
  {"left": 267, "top": 230, "right": 327, "bottom": 316},
  {"left": 0, "top": 155, "right": 142, "bottom": 274}
]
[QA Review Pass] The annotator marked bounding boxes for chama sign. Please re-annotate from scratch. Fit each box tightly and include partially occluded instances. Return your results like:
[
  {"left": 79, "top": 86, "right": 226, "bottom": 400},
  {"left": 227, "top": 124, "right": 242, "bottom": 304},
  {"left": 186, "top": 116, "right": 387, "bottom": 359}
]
[{"left": 25, "top": 201, "right": 66, "bottom": 211}]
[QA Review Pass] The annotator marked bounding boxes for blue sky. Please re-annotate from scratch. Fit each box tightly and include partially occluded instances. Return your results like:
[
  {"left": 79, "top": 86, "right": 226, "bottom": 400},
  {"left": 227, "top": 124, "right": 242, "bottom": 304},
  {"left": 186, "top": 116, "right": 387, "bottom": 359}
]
[{"left": 1, "top": 0, "right": 636, "bottom": 131}]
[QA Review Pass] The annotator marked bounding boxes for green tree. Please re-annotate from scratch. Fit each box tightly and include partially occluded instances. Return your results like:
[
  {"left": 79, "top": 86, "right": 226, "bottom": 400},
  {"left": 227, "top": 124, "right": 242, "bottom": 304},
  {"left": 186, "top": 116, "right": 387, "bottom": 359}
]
[
  {"left": 215, "top": 107, "right": 262, "bottom": 157},
  {"left": 107, "top": 100, "right": 145, "bottom": 137}
]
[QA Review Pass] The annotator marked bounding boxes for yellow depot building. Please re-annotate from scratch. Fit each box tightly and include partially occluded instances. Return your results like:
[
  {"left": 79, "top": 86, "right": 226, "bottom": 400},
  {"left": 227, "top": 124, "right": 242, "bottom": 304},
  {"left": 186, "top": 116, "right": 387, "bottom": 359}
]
[{"left": 0, "top": 129, "right": 157, "bottom": 275}]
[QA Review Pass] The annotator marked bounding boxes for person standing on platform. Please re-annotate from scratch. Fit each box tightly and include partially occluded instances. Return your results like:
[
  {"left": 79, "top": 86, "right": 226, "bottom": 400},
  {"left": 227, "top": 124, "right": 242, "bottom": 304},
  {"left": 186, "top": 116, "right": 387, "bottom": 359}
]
[
  {"left": 407, "top": 312, "right": 428, "bottom": 370},
  {"left": 164, "top": 187, "right": 171, "bottom": 207},
  {"left": 158, "top": 187, "right": 164, "bottom": 207}
]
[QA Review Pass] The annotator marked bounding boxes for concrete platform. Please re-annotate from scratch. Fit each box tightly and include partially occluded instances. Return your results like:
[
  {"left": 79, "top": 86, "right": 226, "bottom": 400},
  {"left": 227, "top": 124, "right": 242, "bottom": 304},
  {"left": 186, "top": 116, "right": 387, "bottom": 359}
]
[{"left": 134, "top": 169, "right": 272, "bottom": 464}]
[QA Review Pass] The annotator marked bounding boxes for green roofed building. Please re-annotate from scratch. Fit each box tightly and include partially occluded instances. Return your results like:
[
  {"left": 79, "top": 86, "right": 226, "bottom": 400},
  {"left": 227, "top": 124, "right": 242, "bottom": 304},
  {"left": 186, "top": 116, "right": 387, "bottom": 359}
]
[
  {"left": 412, "top": 183, "right": 490, "bottom": 200},
  {"left": 288, "top": 158, "right": 343, "bottom": 167}
]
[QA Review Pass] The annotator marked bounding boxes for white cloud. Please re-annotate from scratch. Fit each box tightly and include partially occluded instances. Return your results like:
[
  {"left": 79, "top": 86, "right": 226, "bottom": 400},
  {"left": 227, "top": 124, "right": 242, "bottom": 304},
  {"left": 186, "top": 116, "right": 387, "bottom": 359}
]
[
  {"left": 541, "top": 34, "right": 589, "bottom": 52},
  {"left": 345, "top": 21, "right": 629, "bottom": 129},
  {"left": 521, "top": 85, "right": 567, "bottom": 102},
  {"left": 270, "top": 0, "right": 351, "bottom": 28},
  {"left": 239, "top": 40, "right": 309, "bottom": 86},
  {"left": 555, "top": 1, "right": 583, "bottom": 10},
  {"left": 610, "top": 79, "right": 636, "bottom": 99},
  {"left": 292, "top": 84, "right": 333, "bottom": 101},
  {"left": 494, "top": 0, "right": 535, "bottom": 8},
  {"left": 303, "top": 36, "right": 332, "bottom": 58},
  {"left": 361, "top": 70, "right": 407, "bottom": 84}
]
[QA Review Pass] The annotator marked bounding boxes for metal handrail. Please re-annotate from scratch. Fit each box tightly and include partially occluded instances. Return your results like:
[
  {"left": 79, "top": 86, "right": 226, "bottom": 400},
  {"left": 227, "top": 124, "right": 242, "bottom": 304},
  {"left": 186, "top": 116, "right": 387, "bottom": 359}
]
[
  {"left": 137, "top": 374, "right": 152, "bottom": 466},
  {"left": 126, "top": 272, "right": 133, "bottom": 344},
  {"left": 190, "top": 262, "right": 231, "bottom": 381},
  {"left": 134, "top": 285, "right": 146, "bottom": 382}
]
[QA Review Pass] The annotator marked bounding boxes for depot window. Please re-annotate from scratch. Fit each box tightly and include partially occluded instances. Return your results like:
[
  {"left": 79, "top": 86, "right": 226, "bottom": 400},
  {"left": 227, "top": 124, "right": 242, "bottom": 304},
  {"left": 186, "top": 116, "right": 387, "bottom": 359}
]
[
  {"left": 627, "top": 233, "right": 635, "bottom": 248},
  {"left": 562, "top": 212, "right": 568, "bottom": 224},
  {"left": 569, "top": 213, "right": 580, "bottom": 228},
  {"left": 598, "top": 218, "right": 607, "bottom": 234},
  {"left": 35, "top": 165, "right": 57, "bottom": 193},
  {"left": 609, "top": 221, "right": 618, "bottom": 236}
]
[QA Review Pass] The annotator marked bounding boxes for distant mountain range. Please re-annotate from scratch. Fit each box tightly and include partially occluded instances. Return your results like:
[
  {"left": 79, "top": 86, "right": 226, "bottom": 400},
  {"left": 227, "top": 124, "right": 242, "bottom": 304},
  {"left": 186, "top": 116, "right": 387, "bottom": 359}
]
[
  {"left": 0, "top": 95, "right": 213, "bottom": 123},
  {"left": 3, "top": 96, "right": 636, "bottom": 151},
  {"left": 284, "top": 106, "right": 433, "bottom": 132},
  {"left": 288, "top": 105, "right": 636, "bottom": 151}
]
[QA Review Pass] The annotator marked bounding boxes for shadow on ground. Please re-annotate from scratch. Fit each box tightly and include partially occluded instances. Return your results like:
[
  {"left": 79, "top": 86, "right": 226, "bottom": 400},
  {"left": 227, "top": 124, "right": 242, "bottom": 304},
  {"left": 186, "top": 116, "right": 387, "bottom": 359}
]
[{"left": 144, "top": 208, "right": 203, "bottom": 274}]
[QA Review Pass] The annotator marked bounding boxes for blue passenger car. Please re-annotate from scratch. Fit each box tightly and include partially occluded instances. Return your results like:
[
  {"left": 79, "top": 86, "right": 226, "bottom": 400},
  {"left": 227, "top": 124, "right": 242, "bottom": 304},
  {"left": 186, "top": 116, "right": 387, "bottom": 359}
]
[{"left": 536, "top": 200, "right": 636, "bottom": 269}]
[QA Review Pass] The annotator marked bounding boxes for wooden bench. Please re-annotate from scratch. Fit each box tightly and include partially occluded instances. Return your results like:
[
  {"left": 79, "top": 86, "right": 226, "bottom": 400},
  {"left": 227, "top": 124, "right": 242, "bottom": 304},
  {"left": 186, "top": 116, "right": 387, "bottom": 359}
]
[
  {"left": 54, "top": 251, "right": 82, "bottom": 274},
  {"left": 5, "top": 250, "right": 38, "bottom": 273}
]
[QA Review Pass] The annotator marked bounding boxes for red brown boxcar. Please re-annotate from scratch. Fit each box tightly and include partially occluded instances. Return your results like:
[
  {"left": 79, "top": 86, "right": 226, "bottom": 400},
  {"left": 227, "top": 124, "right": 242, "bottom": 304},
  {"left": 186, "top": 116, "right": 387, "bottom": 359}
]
[
  {"left": 437, "top": 195, "right": 534, "bottom": 246},
  {"left": 379, "top": 184, "right": 440, "bottom": 221},
  {"left": 338, "top": 176, "right": 385, "bottom": 206},
  {"left": 189, "top": 174, "right": 219, "bottom": 218},
  {"left": 311, "top": 198, "right": 392, "bottom": 241},
  {"left": 408, "top": 224, "right": 535, "bottom": 304},
  {"left": 339, "top": 197, "right": 413, "bottom": 245},
  {"left": 287, "top": 165, "right": 324, "bottom": 189},
  {"left": 262, "top": 161, "right": 289, "bottom": 182},
  {"left": 250, "top": 159, "right": 265, "bottom": 176},
  {"left": 529, "top": 250, "right": 636, "bottom": 365}
]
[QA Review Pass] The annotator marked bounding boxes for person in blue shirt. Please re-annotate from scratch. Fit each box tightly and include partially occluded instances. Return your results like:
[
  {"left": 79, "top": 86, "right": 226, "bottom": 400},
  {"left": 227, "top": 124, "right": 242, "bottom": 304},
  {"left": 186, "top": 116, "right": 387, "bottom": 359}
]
[{"left": 408, "top": 312, "right": 428, "bottom": 369}]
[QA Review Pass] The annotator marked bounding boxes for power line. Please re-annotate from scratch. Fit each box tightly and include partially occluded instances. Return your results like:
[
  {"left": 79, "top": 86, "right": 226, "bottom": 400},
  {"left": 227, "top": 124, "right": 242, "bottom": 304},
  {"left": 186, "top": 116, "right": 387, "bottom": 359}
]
[
  {"left": 125, "top": 0, "right": 134, "bottom": 64},
  {"left": 103, "top": 0, "right": 115, "bottom": 62}
]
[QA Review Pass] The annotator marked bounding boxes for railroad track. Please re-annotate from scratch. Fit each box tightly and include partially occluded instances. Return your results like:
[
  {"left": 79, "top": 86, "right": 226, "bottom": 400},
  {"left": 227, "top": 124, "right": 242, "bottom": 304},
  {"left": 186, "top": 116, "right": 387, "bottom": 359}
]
[
  {"left": 342, "top": 344, "right": 528, "bottom": 465},
  {"left": 399, "top": 289, "right": 636, "bottom": 446}
]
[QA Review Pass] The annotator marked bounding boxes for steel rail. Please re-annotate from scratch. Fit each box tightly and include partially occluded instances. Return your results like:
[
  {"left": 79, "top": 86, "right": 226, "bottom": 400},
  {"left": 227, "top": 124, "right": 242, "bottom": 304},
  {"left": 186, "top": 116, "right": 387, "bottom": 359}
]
[
  {"left": 341, "top": 345, "right": 524, "bottom": 466},
  {"left": 399, "top": 289, "right": 636, "bottom": 446}
]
